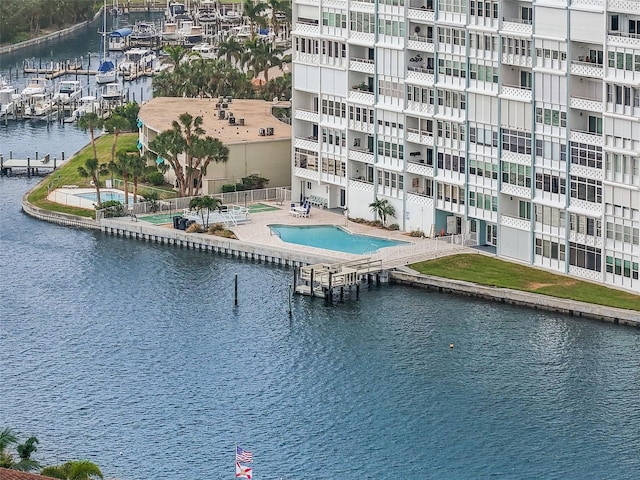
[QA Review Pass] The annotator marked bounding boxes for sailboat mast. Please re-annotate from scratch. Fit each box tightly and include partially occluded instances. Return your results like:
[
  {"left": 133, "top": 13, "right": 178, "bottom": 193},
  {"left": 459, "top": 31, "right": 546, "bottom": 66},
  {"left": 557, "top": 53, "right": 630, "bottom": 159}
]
[{"left": 103, "top": 0, "right": 107, "bottom": 55}]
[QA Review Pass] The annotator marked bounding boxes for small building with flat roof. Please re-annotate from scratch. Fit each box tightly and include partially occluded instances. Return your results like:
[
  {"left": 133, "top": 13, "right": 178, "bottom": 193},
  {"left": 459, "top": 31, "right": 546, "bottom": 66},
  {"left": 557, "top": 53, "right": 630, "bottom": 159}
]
[{"left": 138, "top": 97, "right": 291, "bottom": 195}]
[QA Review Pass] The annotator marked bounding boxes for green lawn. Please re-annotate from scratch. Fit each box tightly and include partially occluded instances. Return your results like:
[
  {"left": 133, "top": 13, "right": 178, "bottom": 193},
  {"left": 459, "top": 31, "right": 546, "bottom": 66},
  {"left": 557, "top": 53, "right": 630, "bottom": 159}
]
[
  {"left": 410, "top": 254, "right": 640, "bottom": 312},
  {"left": 27, "top": 133, "right": 175, "bottom": 218}
]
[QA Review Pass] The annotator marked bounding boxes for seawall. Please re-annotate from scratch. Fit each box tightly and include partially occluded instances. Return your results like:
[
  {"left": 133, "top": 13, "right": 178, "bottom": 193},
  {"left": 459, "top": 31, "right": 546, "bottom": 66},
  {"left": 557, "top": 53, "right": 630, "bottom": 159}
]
[
  {"left": 390, "top": 270, "right": 640, "bottom": 327},
  {"left": 21, "top": 190, "right": 640, "bottom": 327},
  {"left": 0, "top": 10, "right": 102, "bottom": 55}
]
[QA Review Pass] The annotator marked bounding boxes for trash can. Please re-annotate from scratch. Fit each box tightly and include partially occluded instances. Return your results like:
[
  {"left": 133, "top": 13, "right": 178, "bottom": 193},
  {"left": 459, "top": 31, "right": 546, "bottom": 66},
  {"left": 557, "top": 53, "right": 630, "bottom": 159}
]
[
  {"left": 178, "top": 217, "right": 189, "bottom": 230},
  {"left": 173, "top": 216, "right": 182, "bottom": 229}
]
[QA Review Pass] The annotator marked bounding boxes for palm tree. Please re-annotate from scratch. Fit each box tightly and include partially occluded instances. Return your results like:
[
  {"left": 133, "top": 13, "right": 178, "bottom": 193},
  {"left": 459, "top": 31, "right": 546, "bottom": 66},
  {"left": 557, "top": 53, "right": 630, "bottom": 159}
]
[
  {"left": 103, "top": 114, "right": 130, "bottom": 165},
  {"left": 108, "top": 151, "right": 133, "bottom": 205},
  {"left": 77, "top": 112, "right": 104, "bottom": 161},
  {"left": 148, "top": 128, "right": 187, "bottom": 196},
  {"left": 41, "top": 460, "right": 103, "bottom": 480},
  {"left": 244, "top": 39, "right": 282, "bottom": 84},
  {"left": 78, "top": 158, "right": 109, "bottom": 208},
  {"left": 266, "top": 0, "right": 290, "bottom": 39},
  {"left": 163, "top": 45, "right": 188, "bottom": 68},
  {"left": 188, "top": 195, "right": 222, "bottom": 227},
  {"left": 242, "top": 0, "right": 267, "bottom": 38},
  {"left": 369, "top": 198, "right": 396, "bottom": 226},
  {"left": 0, "top": 428, "right": 39, "bottom": 471},
  {"left": 0, "top": 428, "right": 18, "bottom": 468},
  {"left": 217, "top": 37, "right": 244, "bottom": 67},
  {"left": 191, "top": 136, "right": 229, "bottom": 194},
  {"left": 127, "top": 154, "right": 148, "bottom": 203}
]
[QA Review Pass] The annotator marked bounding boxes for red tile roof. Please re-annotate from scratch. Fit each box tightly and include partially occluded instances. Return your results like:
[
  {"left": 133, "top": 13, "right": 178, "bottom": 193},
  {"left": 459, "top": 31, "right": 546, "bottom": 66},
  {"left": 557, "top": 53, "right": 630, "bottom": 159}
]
[{"left": 0, "top": 468, "right": 59, "bottom": 480}]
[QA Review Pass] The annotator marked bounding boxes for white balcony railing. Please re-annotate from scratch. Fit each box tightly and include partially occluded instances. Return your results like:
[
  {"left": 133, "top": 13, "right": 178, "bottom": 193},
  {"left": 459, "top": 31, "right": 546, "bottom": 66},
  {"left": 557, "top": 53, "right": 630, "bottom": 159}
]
[
  {"left": 500, "top": 214, "right": 531, "bottom": 231},
  {"left": 502, "top": 18, "right": 533, "bottom": 35},
  {"left": 294, "top": 108, "right": 319, "bottom": 123},
  {"left": 570, "top": 60, "right": 604, "bottom": 78},
  {"left": 349, "top": 57, "right": 375, "bottom": 74},
  {"left": 348, "top": 88, "right": 375, "bottom": 105},
  {"left": 499, "top": 84, "right": 532, "bottom": 102},
  {"left": 569, "top": 129, "right": 603, "bottom": 146},
  {"left": 569, "top": 95, "right": 603, "bottom": 112}
]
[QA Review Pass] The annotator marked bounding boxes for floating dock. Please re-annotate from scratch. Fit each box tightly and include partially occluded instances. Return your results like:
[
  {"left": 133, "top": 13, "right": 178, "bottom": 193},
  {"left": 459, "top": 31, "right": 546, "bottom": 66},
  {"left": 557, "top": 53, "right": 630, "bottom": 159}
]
[
  {"left": 0, "top": 152, "right": 60, "bottom": 177},
  {"left": 295, "top": 258, "right": 387, "bottom": 299}
]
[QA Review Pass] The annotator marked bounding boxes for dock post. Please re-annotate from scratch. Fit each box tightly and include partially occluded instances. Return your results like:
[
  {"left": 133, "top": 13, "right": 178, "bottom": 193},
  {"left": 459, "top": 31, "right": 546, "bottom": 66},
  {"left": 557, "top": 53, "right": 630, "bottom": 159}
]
[
  {"left": 356, "top": 284, "right": 360, "bottom": 299},
  {"left": 310, "top": 269, "right": 314, "bottom": 298},
  {"left": 288, "top": 284, "right": 292, "bottom": 317},
  {"left": 234, "top": 273, "right": 238, "bottom": 306},
  {"left": 0, "top": 154, "right": 3, "bottom": 177},
  {"left": 27, "top": 157, "right": 31, "bottom": 178},
  {"left": 293, "top": 267, "right": 297, "bottom": 292},
  {"left": 328, "top": 272, "right": 333, "bottom": 301}
]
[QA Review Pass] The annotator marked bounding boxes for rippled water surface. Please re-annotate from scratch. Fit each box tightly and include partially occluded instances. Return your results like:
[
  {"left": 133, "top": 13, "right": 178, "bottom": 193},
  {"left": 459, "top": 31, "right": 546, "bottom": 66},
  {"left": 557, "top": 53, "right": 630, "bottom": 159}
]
[
  {"left": 2, "top": 16, "right": 640, "bottom": 480},
  {"left": 2, "top": 177, "right": 640, "bottom": 479}
]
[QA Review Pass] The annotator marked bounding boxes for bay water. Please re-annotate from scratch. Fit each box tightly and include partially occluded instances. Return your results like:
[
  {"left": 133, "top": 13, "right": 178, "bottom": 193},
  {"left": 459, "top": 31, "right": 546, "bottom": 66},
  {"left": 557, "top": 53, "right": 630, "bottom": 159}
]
[{"left": 2, "top": 12, "right": 640, "bottom": 480}]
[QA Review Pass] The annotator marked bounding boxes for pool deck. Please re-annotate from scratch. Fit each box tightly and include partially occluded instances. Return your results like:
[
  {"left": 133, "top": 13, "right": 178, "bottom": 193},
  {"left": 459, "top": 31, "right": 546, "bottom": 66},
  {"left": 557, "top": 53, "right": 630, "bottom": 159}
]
[{"left": 143, "top": 201, "right": 467, "bottom": 266}]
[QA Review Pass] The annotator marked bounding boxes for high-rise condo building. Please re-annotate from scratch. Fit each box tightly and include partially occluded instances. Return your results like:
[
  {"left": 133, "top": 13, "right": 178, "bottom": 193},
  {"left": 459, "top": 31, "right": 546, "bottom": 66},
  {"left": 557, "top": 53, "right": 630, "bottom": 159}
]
[{"left": 291, "top": 0, "right": 640, "bottom": 292}]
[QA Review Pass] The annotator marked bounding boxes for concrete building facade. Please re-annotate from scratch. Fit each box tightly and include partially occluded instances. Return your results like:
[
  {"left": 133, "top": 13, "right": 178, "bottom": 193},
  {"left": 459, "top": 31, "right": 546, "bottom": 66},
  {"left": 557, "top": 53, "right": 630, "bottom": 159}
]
[
  {"left": 138, "top": 97, "right": 291, "bottom": 194},
  {"left": 290, "top": 0, "right": 640, "bottom": 292}
]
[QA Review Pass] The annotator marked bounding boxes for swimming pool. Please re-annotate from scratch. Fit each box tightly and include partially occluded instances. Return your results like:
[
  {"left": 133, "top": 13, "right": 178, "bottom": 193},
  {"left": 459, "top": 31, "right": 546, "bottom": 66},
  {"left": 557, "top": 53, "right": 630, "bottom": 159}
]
[
  {"left": 269, "top": 225, "right": 407, "bottom": 254},
  {"left": 76, "top": 191, "right": 135, "bottom": 203}
]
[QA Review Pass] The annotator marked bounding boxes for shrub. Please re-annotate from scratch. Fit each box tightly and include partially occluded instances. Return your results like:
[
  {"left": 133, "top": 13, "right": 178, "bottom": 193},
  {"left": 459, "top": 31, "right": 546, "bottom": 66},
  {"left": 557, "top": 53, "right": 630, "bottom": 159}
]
[
  {"left": 387, "top": 223, "right": 400, "bottom": 231},
  {"left": 186, "top": 222, "right": 205, "bottom": 233},
  {"left": 409, "top": 229, "right": 425, "bottom": 238},
  {"left": 100, "top": 200, "right": 125, "bottom": 217},
  {"left": 221, "top": 184, "right": 236, "bottom": 193},
  {"left": 146, "top": 171, "right": 165, "bottom": 186},
  {"left": 207, "top": 222, "right": 225, "bottom": 233}
]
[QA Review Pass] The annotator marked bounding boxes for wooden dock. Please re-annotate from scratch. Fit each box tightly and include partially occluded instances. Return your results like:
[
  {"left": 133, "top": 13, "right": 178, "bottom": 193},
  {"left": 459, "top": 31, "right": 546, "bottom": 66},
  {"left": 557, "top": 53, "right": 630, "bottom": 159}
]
[
  {"left": 0, "top": 152, "right": 61, "bottom": 177},
  {"left": 23, "top": 60, "right": 85, "bottom": 79},
  {"left": 295, "top": 258, "right": 386, "bottom": 299}
]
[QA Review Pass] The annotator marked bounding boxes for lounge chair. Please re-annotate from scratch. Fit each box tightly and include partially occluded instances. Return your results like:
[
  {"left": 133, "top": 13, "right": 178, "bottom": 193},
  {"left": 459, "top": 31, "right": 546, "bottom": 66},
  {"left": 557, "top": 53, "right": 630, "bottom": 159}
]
[{"left": 302, "top": 204, "right": 311, "bottom": 217}]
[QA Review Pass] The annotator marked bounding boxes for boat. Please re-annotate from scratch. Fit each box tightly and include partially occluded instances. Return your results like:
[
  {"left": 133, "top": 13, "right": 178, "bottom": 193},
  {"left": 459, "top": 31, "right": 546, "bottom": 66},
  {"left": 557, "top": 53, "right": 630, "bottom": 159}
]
[
  {"left": 129, "top": 21, "right": 160, "bottom": 46},
  {"left": 166, "top": 1, "right": 187, "bottom": 22},
  {"left": 191, "top": 42, "right": 217, "bottom": 59},
  {"left": 66, "top": 96, "right": 101, "bottom": 122},
  {"left": 197, "top": 0, "right": 220, "bottom": 23},
  {"left": 162, "top": 22, "right": 180, "bottom": 41},
  {"left": 100, "top": 82, "right": 125, "bottom": 102},
  {"left": 108, "top": 27, "right": 132, "bottom": 51},
  {"left": 53, "top": 80, "right": 83, "bottom": 104},
  {"left": 183, "top": 25, "right": 203, "bottom": 45},
  {"left": 221, "top": 9, "right": 242, "bottom": 24},
  {"left": 20, "top": 77, "right": 51, "bottom": 98},
  {"left": 0, "top": 85, "right": 18, "bottom": 119},
  {"left": 25, "top": 93, "right": 56, "bottom": 120},
  {"left": 118, "top": 48, "right": 156, "bottom": 79},
  {"left": 97, "top": 0, "right": 118, "bottom": 83}
]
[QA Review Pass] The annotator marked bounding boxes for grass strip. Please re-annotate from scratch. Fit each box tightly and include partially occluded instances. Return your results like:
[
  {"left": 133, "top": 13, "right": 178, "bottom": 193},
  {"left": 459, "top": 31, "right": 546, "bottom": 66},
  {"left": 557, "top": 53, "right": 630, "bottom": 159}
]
[{"left": 410, "top": 253, "right": 640, "bottom": 312}]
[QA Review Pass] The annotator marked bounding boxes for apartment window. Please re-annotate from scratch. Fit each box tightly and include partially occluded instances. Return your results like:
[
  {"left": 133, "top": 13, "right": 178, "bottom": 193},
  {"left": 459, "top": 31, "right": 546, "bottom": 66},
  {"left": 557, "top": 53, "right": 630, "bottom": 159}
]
[
  {"left": 519, "top": 201, "right": 531, "bottom": 220},
  {"left": 535, "top": 172, "right": 566, "bottom": 194},
  {"left": 438, "top": 58, "right": 467, "bottom": 78},
  {"left": 570, "top": 143, "right": 602, "bottom": 169},
  {"left": 606, "top": 221, "right": 640, "bottom": 245},
  {"left": 534, "top": 205, "right": 566, "bottom": 228},
  {"left": 606, "top": 256, "right": 639, "bottom": 279},
  {"left": 570, "top": 214, "right": 601, "bottom": 237},
  {"left": 587, "top": 116, "right": 602, "bottom": 134},
  {"left": 437, "top": 152, "right": 466, "bottom": 173},
  {"left": 535, "top": 107, "right": 567, "bottom": 128},
  {"left": 437, "top": 90, "right": 466, "bottom": 109},
  {"left": 438, "top": 0, "right": 467, "bottom": 14},
  {"left": 570, "top": 243, "right": 601, "bottom": 271},
  {"left": 469, "top": 63, "right": 498, "bottom": 83},
  {"left": 570, "top": 176, "right": 602, "bottom": 203},
  {"left": 535, "top": 137, "right": 567, "bottom": 163},
  {"left": 535, "top": 237, "right": 566, "bottom": 261},
  {"left": 469, "top": 157, "right": 498, "bottom": 179},
  {"left": 469, "top": 124, "right": 498, "bottom": 147},
  {"left": 501, "top": 162, "right": 532, "bottom": 188},
  {"left": 502, "top": 128, "right": 532, "bottom": 155}
]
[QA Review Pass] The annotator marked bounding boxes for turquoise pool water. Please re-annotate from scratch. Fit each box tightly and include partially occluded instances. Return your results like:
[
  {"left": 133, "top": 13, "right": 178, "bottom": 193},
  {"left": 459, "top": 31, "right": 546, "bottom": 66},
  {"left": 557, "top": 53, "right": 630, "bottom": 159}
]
[
  {"left": 77, "top": 191, "right": 134, "bottom": 203},
  {"left": 269, "top": 224, "right": 407, "bottom": 254}
]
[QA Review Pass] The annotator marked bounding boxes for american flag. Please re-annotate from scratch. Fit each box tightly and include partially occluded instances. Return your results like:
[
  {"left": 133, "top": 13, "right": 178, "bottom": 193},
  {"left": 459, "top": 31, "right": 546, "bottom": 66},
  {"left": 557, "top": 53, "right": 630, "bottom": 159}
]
[{"left": 236, "top": 446, "right": 253, "bottom": 463}]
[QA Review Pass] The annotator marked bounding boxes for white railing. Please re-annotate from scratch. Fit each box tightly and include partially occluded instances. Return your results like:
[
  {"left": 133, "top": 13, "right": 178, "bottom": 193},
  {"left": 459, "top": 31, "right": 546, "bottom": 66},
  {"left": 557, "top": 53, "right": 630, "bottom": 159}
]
[
  {"left": 500, "top": 214, "right": 531, "bottom": 231},
  {"left": 95, "top": 187, "right": 291, "bottom": 221},
  {"left": 368, "top": 234, "right": 471, "bottom": 267}
]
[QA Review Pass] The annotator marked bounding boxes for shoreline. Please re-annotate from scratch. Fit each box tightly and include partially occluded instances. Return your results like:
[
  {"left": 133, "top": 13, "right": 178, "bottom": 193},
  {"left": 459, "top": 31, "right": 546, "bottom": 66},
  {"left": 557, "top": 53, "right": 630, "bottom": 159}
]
[
  {"left": 0, "top": 10, "right": 102, "bottom": 55},
  {"left": 20, "top": 178, "right": 640, "bottom": 327}
]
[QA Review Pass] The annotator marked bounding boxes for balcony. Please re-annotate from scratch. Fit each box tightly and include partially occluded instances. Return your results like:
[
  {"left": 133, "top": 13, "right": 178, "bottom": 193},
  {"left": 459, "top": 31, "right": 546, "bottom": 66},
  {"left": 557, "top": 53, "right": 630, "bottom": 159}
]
[
  {"left": 294, "top": 108, "right": 319, "bottom": 123},
  {"left": 608, "top": 32, "right": 640, "bottom": 49},
  {"left": 500, "top": 214, "right": 531, "bottom": 231},
  {"left": 406, "top": 160, "right": 434, "bottom": 177},
  {"left": 349, "top": 57, "right": 375, "bottom": 74},
  {"left": 292, "top": 51, "right": 319, "bottom": 65},
  {"left": 499, "top": 83, "right": 532, "bottom": 102},
  {"left": 406, "top": 191, "right": 434, "bottom": 207},
  {"left": 569, "top": 94, "right": 603, "bottom": 113},
  {"left": 293, "top": 18, "right": 320, "bottom": 36},
  {"left": 294, "top": 166, "right": 320, "bottom": 181},
  {"left": 406, "top": 127, "right": 435, "bottom": 146},
  {"left": 349, "top": 177, "right": 375, "bottom": 193},
  {"left": 570, "top": 60, "right": 604, "bottom": 78},
  {"left": 608, "top": 0, "right": 638, "bottom": 14},
  {"left": 406, "top": 66, "right": 435, "bottom": 85},
  {"left": 500, "top": 183, "right": 532, "bottom": 200},
  {"left": 407, "top": 34, "right": 435, "bottom": 53},
  {"left": 569, "top": 129, "right": 603, "bottom": 147},
  {"left": 294, "top": 136, "right": 319, "bottom": 151},
  {"left": 348, "top": 87, "right": 375, "bottom": 105},
  {"left": 407, "top": 5, "right": 435, "bottom": 22},
  {"left": 405, "top": 100, "right": 434, "bottom": 116},
  {"left": 348, "top": 148, "right": 375, "bottom": 164},
  {"left": 501, "top": 18, "right": 533, "bottom": 36},
  {"left": 570, "top": 0, "right": 605, "bottom": 9},
  {"left": 501, "top": 53, "right": 533, "bottom": 68}
]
